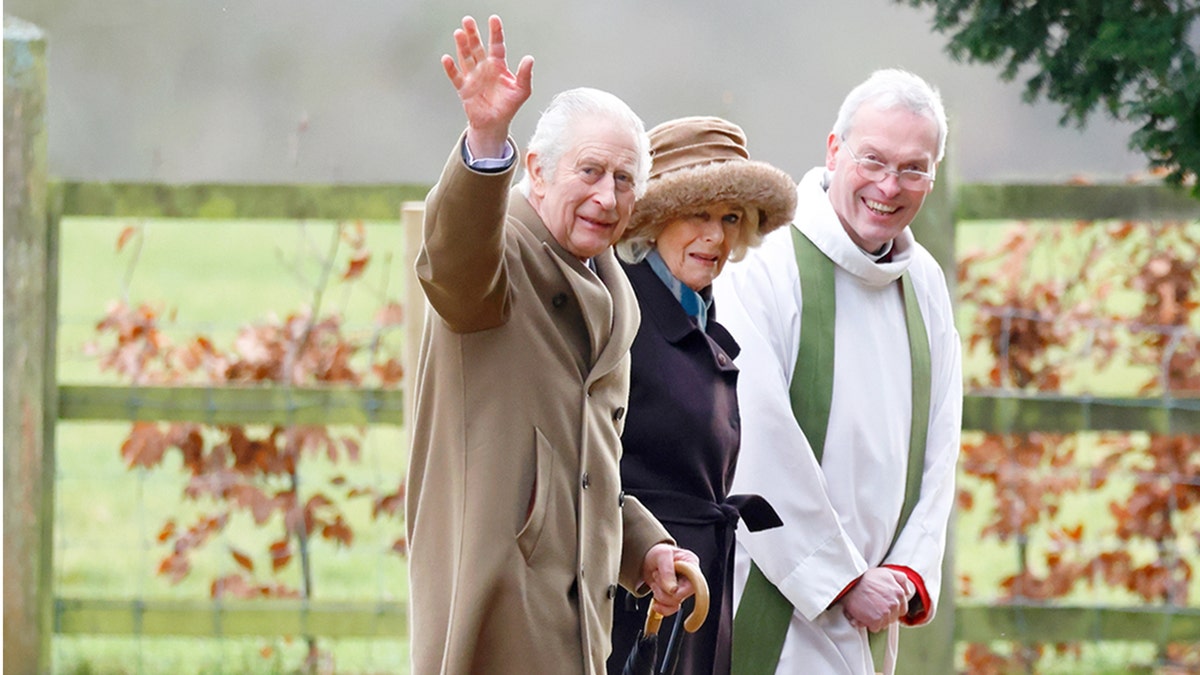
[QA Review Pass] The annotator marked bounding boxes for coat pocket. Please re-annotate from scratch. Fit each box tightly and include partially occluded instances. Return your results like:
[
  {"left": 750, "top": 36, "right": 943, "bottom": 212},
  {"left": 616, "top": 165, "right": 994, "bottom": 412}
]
[{"left": 516, "top": 427, "right": 555, "bottom": 563}]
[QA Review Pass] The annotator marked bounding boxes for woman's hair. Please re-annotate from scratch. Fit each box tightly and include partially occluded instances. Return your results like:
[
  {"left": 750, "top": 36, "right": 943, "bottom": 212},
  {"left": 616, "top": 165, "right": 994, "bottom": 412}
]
[
  {"left": 832, "top": 69, "right": 948, "bottom": 162},
  {"left": 616, "top": 205, "right": 762, "bottom": 264},
  {"left": 515, "top": 87, "right": 652, "bottom": 199}
]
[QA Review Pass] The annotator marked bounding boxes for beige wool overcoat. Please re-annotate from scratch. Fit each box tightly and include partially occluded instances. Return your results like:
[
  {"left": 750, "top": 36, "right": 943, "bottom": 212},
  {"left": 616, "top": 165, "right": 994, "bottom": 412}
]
[{"left": 406, "top": 138, "right": 672, "bottom": 675}]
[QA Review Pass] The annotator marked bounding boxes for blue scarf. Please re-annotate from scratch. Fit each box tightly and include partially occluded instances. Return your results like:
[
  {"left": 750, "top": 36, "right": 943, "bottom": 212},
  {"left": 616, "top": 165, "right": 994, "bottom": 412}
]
[{"left": 646, "top": 250, "right": 712, "bottom": 332}]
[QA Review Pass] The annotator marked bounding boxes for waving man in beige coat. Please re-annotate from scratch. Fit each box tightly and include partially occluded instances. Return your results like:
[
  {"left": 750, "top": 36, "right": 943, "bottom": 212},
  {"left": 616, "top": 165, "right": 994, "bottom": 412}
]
[{"left": 406, "top": 15, "right": 701, "bottom": 675}]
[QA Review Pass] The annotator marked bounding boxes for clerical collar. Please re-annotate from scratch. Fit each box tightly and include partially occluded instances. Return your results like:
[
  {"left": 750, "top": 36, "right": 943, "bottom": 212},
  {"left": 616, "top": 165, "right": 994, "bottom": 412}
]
[
  {"left": 863, "top": 239, "right": 894, "bottom": 261},
  {"left": 646, "top": 250, "right": 711, "bottom": 332}
]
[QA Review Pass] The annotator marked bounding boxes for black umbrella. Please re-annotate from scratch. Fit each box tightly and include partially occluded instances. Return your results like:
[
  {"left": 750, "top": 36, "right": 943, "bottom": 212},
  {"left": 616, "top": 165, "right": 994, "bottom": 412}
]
[{"left": 620, "top": 560, "right": 710, "bottom": 675}]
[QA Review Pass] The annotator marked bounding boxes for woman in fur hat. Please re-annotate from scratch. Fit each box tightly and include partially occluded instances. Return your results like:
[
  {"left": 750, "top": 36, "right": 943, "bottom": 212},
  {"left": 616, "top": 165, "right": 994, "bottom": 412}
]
[{"left": 607, "top": 116, "right": 796, "bottom": 675}]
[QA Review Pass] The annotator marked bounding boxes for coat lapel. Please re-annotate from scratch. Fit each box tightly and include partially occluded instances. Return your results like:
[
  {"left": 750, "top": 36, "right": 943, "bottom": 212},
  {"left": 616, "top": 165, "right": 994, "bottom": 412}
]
[
  {"left": 508, "top": 190, "right": 637, "bottom": 373},
  {"left": 624, "top": 259, "right": 740, "bottom": 368},
  {"left": 550, "top": 252, "right": 613, "bottom": 365},
  {"left": 588, "top": 248, "right": 638, "bottom": 380}
]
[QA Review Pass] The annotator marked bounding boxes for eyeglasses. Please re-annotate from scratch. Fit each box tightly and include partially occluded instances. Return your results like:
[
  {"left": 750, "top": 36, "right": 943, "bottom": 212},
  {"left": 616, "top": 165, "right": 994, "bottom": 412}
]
[{"left": 843, "top": 144, "right": 935, "bottom": 190}]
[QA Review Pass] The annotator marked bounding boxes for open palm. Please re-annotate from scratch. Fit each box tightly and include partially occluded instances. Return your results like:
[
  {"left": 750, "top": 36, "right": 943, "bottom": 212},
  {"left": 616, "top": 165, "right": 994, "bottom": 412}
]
[{"left": 441, "top": 15, "right": 533, "bottom": 148}]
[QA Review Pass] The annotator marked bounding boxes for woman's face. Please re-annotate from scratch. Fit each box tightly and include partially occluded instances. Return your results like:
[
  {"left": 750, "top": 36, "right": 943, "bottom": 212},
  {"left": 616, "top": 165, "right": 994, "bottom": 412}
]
[{"left": 655, "top": 202, "right": 746, "bottom": 292}]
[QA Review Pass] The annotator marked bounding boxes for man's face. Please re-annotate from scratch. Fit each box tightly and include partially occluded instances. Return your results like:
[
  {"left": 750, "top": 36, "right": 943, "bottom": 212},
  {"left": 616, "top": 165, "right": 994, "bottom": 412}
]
[
  {"left": 825, "top": 104, "right": 939, "bottom": 253},
  {"left": 527, "top": 115, "right": 640, "bottom": 260}
]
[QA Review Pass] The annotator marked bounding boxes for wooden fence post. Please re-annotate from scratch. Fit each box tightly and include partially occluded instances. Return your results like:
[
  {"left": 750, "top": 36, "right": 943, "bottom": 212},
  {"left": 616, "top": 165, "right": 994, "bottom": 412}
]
[
  {"left": 3, "top": 15, "right": 57, "bottom": 675},
  {"left": 893, "top": 152, "right": 958, "bottom": 675},
  {"left": 401, "top": 202, "right": 424, "bottom": 449}
]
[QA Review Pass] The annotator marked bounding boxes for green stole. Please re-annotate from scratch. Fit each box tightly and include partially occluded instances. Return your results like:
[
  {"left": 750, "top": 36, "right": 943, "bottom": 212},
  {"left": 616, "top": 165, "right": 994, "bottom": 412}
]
[{"left": 731, "top": 227, "right": 932, "bottom": 674}]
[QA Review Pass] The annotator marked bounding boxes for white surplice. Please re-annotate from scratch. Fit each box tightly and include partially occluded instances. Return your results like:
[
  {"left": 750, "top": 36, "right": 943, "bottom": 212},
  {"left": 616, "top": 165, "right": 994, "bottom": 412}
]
[{"left": 712, "top": 167, "right": 963, "bottom": 674}]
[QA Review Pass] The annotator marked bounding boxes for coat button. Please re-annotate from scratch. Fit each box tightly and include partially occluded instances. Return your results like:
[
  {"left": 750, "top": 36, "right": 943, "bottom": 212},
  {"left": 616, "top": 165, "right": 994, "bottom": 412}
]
[
  {"left": 552, "top": 292, "right": 568, "bottom": 308},
  {"left": 613, "top": 406, "right": 625, "bottom": 422},
  {"left": 581, "top": 472, "right": 591, "bottom": 489},
  {"left": 618, "top": 491, "right": 626, "bottom": 507},
  {"left": 607, "top": 584, "right": 617, "bottom": 599},
  {"left": 718, "top": 353, "right": 728, "bottom": 366}
]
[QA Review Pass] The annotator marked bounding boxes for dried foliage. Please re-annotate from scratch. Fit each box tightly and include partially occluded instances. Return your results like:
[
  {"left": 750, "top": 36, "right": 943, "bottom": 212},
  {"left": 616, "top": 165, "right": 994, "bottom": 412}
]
[
  {"left": 88, "top": 222, "right": 407, "bottom": 670},
  {"left": 956, "top": 209, "right": 1200, "bottom": 672}
]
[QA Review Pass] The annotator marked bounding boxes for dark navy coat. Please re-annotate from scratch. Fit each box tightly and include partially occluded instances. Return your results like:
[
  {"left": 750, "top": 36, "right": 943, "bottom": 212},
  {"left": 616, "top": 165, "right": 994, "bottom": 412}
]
[{"left": 608, "top": 259, "right": 744, "bottom": 675}]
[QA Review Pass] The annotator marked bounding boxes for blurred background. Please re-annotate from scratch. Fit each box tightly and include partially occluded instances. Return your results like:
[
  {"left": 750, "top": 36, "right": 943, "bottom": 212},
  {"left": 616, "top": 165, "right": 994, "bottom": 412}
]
[
  {"left": 9, "top": 3, "right": 1197, "bottom": 674},
  {"left": 5, "top": 0, "right": 1148, "bottom": 186}
]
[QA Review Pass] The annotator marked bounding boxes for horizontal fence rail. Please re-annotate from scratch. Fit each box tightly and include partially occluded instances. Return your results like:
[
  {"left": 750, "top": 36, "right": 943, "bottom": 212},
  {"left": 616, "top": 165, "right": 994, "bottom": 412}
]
[
  {"left": 52, "top": 181, "right": 430, "bottom": 221},
  {"left": 955, "top": 183, "right": 1200, "bottom": 221},
  {"left": 55, "top": 598, "right": 406, "bottom": 638},
  {"left": 955, "top": 604, "right": 1200, "bottom": 644},
  {"left": 58, "top": 385, "right": 1200, "bottom": 434},
  {"left": 962, "top": 391, "right": 1200, "bottom": 435},
  {"left": 58, "top": 385, "right": 405, "bottom": 427}
]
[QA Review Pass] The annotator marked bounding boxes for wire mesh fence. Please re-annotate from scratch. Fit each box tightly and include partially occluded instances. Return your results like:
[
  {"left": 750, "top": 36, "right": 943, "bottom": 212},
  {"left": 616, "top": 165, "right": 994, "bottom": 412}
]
[{"left": 953, "top": 217, "right": 1200, "bottom": 673}]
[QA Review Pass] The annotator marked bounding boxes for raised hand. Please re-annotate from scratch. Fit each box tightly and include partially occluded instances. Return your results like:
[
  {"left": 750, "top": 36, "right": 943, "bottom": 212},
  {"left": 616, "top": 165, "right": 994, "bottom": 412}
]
[{"left": 440, "top": 15, "right": 534, "bottom": 159}]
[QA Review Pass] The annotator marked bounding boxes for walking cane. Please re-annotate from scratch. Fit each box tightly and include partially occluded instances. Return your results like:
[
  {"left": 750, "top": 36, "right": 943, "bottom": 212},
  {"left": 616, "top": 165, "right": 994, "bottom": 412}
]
[{"left": 621, "top": 560, "right": 710, "bottom": 675}]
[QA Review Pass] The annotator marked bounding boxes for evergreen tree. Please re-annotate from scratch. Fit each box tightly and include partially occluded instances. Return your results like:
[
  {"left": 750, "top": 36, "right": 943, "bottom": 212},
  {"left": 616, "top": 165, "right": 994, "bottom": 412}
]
[{"left": 900, "top": 0, "right": 1200, "bottom": 194}]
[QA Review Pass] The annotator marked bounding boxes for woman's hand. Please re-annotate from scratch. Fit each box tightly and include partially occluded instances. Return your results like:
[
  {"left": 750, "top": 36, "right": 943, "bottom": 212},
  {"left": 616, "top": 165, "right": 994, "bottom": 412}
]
[{"left": 641, "top": 543, "right": 701, "bottom": 616}]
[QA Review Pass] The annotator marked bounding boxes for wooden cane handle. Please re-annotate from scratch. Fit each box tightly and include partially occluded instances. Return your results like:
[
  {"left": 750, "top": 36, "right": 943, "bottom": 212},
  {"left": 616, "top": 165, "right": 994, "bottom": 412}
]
[{"left": 643, "top": 560, "right": 710, "bottom": 636}]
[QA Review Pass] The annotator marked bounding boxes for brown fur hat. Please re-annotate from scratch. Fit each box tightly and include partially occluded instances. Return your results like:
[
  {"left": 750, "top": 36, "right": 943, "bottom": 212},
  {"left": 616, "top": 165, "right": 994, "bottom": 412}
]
[{"left": 623, "top": 116, "right": 797, "bottom": 243}]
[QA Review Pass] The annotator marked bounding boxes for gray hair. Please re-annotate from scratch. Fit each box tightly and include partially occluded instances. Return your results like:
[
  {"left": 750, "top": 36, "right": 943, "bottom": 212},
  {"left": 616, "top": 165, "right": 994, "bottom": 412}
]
[
  {"left": 515, "top": 87, "right": 652, "bottom": 199},
  {"left": 832, "top": 69, "right": 948, "bottom": 162},
  {"left": 615, "top": 207, "right": 761, "bottom": 265}
]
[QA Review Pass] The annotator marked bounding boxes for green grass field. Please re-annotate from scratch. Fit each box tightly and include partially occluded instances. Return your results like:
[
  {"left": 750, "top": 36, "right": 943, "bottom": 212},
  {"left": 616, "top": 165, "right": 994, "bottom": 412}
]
[{"left": 49, "top": 216, "right": 1199, "bottom": 674}]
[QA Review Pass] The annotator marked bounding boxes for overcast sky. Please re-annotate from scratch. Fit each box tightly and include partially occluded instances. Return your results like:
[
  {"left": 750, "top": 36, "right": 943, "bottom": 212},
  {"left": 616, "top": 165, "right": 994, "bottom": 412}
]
[{"left": 6, "top": 0, "right": 1149, "bottom": 186}]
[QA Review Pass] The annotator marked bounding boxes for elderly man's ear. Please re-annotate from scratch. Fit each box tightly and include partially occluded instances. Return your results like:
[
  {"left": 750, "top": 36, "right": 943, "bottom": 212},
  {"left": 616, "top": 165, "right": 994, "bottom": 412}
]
[
  {"left": 825, "top": 132, "right": 842, "bottom": 171},
  {"left": 525, "top": 152, "right": 545, "bottom": 195}
]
